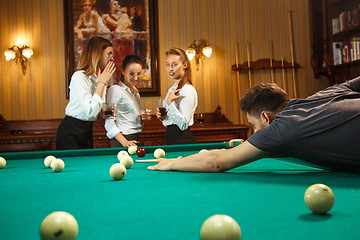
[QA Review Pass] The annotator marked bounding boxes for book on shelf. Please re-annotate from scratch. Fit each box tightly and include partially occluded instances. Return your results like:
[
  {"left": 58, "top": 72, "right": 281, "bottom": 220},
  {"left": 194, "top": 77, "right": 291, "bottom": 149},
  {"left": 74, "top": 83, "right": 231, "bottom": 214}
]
[
  {"left": 332, "top": 4, "right": 360, "bottom": 34},
  {"left": 332, "top": 18, "right": 339, "bottom": 34},
  {"left": 332, "top": 39, "right": 360, "bottom": 65},
  {"left": 333, "top": 42, "right": 342, "bottom": 65}
]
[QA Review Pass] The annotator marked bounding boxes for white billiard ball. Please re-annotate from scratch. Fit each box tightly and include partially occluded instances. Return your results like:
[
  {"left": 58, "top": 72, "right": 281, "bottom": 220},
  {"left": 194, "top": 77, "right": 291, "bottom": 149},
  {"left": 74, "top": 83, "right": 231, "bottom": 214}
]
[
  {"left": 40, "top": 211, "right": 78, "bottom": 240},
  {"left": 119, "top": 155, "right": 133, "bottom": 169},
  {"left": 51, "top": 159, "right": 65, "bottom": 173},
  {"left": 117, "top": 150, "right": 129, "bottom": 161},
  {"left": 0, "top": 157, "right": 6, "bottom": 169},
  {"left": 304, "top": 183, "right": 335, "bottom": 214},
  {"left": 154, "top": 148, "right": 165, "bottom": 159},
  {"left": 200, "top": 214, "right": 241, "bottom": 240},
  {"left": 199, "top": 149, "right": 208, "bottom": 153},
  {"left": 128, "top": 146, "right": 137, "bottom": 155},
  {"left": 110, "top": 163, "right": 126, "bottom": 180},
  {"left": 44, "top": 155, "right": 56, "bottom": 168}
]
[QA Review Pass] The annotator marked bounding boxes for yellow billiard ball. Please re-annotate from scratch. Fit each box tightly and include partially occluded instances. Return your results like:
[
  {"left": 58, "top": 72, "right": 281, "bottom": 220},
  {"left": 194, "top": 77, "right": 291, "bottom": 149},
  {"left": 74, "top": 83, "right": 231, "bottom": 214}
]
[
  {"left": 44, "top": 155, "right": 56, "bottom": 168},
  {"left": 117, "top": 150, "right": 129, "bottom": 161},
  {"left": 51, "top": 159, "right": 65, "bottom": 173},
  {"left": 0, "top": 157, "right": 6, "bottom": 169},
  {"left": 128, "top": 146, "right": 137, "bottom": 155},
  {"left": 154, "top": 148, "right": 165, "bottom": 159},
  {"left": 200, "top": 214, "right": 241, "bottom": 240},
  {"left": 40, "top": 211, "right": 78, "bottom": 240},
  {"left": 304, "top": 183, "right": 335, "bottom": 214},
  {"left": 119, "top": 155, "right": 133, "bottom": 169},
  {"left": 110, "top": 163, "right": 126, "bottom": 180}
]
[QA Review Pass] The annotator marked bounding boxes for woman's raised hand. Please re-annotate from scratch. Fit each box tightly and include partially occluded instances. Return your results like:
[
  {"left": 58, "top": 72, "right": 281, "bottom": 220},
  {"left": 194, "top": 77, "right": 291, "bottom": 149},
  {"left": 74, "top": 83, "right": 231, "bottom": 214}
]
[
  {"left": 98, "top": 61, "right": 116, "bottom": 84},
  {"left": 166, "top": 85, "right": 183, "bottom": 106}
]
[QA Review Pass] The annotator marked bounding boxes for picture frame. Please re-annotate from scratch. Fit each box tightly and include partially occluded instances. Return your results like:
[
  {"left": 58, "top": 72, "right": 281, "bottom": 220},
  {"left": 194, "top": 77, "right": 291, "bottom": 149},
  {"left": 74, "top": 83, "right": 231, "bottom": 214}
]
[{"left": 63, "top": 0, "right": 160, "bottom": 99}]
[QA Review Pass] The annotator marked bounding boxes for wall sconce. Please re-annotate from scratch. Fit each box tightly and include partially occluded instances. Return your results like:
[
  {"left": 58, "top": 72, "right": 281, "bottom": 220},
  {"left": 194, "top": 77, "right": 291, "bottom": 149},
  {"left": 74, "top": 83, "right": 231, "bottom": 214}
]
[
  {"left": 185, "top": 39, "right": 212, "bottom": 71},
  {"left": 4, "top": 38, "right": 33, "bottom": 75}
]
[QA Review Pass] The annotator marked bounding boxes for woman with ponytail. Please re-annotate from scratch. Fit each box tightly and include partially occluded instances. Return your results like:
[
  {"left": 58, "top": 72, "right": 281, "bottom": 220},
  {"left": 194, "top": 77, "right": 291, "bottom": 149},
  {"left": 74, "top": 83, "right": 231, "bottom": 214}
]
[{"left": 156, "top": 47, "right": 198, "bottom": 145}]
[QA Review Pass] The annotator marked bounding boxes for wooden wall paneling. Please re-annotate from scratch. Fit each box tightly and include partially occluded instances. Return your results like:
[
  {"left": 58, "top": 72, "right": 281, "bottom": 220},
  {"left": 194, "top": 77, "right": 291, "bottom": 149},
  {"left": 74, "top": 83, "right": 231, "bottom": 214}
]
[
  {"left": 206, "top": 0, "right": 218, "bottom": 114},
  {"left": 0, "top": 0, "right": 68, "bottom": 121},
  {"left": 221, "top": 0, "right": 238, "bottom": 124},
  {"left": 0, "top": 0, "right": 323, "bottom": 126}
]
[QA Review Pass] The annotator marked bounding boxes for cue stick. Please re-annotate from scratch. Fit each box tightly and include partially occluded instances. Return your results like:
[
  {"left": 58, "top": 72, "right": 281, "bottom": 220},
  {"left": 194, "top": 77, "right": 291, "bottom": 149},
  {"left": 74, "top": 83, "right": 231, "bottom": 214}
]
[
  {"left": 281, "top": 57, "right": 287, "bottom": 91},
  {"left": 135, "top": 159, "right": 159, "bottom": 163},
  {"left": 246, "top": 41, "right": 252, "bottom": 87},
  {"left": 268, "top": 40, "right": 275, "bottom": 83},
  {"left": 288, "top": 11, "right": 297, "bottom": 98},
  {"left": 136, "top": 157, "right": 181, "bottom": 163},
  {"left": 235, "top": 42, "right": 243, "bottom": 124}
]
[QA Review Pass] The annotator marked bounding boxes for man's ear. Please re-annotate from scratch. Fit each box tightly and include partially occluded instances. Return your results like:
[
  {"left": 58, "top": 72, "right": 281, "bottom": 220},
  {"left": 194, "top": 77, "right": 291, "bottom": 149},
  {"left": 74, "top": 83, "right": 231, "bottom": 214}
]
[{"left": 260, "top": 111, "right": 274, "bottom": 126}]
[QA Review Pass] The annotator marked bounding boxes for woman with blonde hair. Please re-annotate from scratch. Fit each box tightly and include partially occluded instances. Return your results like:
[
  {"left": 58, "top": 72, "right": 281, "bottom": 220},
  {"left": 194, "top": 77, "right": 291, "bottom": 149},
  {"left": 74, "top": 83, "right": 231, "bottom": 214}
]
[
  {"left": 156, "top": 47, "right": 198, "bottom": 145},
  {"left": 56, "top": 36, "right": 116, "bottom": 150}
]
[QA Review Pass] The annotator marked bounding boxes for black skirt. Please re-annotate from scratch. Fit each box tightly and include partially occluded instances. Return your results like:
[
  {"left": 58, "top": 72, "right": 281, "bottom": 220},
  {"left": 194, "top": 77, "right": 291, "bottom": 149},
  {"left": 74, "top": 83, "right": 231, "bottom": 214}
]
[
  {"left": 165, "top": 124, "right": 196, "bottom": 145},
  {"left": 56, "top": 115, "right": 94, "bottom": 150}
]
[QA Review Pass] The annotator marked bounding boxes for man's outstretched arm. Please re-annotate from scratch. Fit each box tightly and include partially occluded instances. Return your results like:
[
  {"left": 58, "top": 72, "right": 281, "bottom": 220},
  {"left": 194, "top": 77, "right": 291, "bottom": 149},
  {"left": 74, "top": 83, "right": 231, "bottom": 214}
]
[{"left": 147, "top": 141, "right": 269, "bottom": 172}]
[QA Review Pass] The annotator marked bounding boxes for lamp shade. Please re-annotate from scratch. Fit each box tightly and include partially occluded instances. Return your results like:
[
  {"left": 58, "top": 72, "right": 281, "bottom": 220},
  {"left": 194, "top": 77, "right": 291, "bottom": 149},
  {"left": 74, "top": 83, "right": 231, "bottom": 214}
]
[
  {"left": 202, "top": 46, "right": 212, "bottom": 58},
  {"left": 4, "top": 49, "right": 16, "bottom": 61},
  {"left": 15, "top": 38, "right": 25, "bottom": 48},
  {"left": 185, "top": 47, "right": 196, "bottom": 60},
  {"left": 22, "top": 48, "right": 33, "bottom": 59}
]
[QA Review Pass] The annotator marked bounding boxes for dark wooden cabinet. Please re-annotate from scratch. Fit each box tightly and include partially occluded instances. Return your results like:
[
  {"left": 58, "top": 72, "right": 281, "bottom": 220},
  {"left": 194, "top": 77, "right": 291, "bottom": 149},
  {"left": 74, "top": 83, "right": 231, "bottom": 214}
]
[
  {"left": 309, "top": 0, "right": 360, "bottom": 84},
  {"left": 0, "top": 108, "right": 250, "bottom": 152}
]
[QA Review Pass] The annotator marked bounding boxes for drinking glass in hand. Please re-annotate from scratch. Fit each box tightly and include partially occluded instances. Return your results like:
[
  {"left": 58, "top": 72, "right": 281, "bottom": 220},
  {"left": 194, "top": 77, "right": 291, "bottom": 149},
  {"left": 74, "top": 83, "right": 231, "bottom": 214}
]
[
  {"left": 158, "top": 99, "right": 167, "bottom": 119},
  {"left": 141, "top": 109, "right": 152, "bottom": 121},
  {"left": 159, "top": 108, "right": 167, "bottom": 118},
  {"left": 101, "top": 104, "right": 115, "bottom": 119}
]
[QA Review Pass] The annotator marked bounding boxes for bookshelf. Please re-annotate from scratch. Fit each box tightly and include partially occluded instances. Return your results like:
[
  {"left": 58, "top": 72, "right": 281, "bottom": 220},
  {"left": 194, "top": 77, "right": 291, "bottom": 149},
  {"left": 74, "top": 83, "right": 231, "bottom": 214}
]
[{"left": 309, "top": 0, "right": 360, "bottom": 85}]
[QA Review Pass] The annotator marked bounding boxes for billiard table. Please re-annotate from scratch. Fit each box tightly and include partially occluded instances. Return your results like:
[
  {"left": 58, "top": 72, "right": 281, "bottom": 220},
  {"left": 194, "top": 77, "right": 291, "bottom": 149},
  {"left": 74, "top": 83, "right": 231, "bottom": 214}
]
[{"left": 1, "top": 142, "right": 359, "bottom": 240}]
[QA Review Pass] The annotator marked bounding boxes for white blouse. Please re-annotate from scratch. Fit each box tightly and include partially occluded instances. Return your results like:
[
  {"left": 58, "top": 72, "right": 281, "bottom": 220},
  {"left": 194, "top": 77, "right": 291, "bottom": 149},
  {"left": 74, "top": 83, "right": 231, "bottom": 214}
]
[
  {"left": 162, "top": 83, "right": 198, "bottom": 131},
  {"left": 65, "top": 70, "right": 106, "bottom": 121},
  {"left": 105, "top": 82, "right": 142, "bottom": 139}
]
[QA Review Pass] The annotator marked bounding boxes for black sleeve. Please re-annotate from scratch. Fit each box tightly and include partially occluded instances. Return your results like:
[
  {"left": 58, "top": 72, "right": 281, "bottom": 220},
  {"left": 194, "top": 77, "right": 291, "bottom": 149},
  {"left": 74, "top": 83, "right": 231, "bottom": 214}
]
[{"left": 246, "top": 121, "right": 288, "bottom": 154}]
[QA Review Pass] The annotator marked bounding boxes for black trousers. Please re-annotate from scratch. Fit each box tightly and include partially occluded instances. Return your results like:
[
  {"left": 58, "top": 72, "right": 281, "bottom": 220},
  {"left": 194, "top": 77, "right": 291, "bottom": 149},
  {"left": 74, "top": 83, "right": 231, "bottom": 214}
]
[
  {"left": 111, "top": 133, "right": 140, "bottom": 148},
  {"left": 56, "top": 116, "right": 94, "bottom": 150},
  {"left": 165, "top": 125, "right": 196, "bottom": 145}
]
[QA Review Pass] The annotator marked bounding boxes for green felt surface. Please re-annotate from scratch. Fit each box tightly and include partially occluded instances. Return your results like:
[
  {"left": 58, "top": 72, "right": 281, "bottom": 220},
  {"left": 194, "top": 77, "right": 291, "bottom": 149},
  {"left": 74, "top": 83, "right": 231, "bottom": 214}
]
[{"left": 1, "top": 143, "right": 360, "bottom": 240}]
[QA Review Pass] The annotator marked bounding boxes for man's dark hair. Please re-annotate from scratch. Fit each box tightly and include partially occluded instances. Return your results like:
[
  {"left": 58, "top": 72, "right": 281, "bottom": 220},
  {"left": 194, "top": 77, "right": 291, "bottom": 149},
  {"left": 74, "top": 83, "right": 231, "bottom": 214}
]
[{"left": 239, "top": 83, "right": 290, "bottom": 117}]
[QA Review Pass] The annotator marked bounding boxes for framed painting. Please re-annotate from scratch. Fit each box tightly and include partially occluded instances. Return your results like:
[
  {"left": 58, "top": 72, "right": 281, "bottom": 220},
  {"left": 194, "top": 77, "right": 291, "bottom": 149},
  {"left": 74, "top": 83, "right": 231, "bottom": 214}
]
[{"left": 63, "top": 0, "right": 160, "bottom": 98}]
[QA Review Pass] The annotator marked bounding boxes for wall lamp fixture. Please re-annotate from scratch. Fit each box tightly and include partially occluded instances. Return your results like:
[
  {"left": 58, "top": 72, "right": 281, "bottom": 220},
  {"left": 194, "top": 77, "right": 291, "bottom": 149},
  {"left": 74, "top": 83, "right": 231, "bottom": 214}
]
[
  {"left": 4, "top": 38, "right": 33, "bottom": 75},
  {"left": 185, "top": 39, "right": 212, "bottom": 71}
]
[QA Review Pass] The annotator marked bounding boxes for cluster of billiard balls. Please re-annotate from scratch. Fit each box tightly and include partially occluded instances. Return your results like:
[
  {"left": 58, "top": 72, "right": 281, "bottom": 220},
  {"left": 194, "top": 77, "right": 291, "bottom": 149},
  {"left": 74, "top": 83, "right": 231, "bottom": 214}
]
[
  {"left": 128, "top": 145, "right": 166, "bottom": 159},
  {"left": 43, "top": 156, "right": 65, "bottom": 172},
  {"left": 0, "top": 156, "right": 65, "bottom": 171},
  {"left": 109, "top": 146, "right": 166, "bottom": 180},
  {"left": 1, "top": 153, "right": 335, "bottom": 240}
]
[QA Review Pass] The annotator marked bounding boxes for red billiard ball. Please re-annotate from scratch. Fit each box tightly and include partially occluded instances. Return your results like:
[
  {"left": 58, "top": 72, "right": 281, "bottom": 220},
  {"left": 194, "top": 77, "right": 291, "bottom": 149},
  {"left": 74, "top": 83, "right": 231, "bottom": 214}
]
[{"left": 136, "top": 147, "right": 146, "bottom": 157}]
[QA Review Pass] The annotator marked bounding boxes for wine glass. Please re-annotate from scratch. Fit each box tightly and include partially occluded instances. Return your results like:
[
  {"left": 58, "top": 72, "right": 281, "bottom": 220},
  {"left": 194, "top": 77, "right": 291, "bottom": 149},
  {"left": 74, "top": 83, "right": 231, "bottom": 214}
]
[
  {"left": 141, "top": 108, "right": 152, "bottom": 121},
  {"left": 158, "top": 99, "right": 167, "bottom": 118}
]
